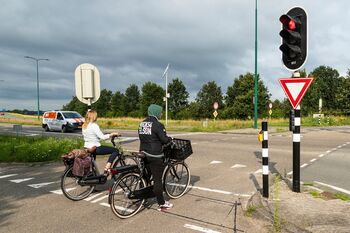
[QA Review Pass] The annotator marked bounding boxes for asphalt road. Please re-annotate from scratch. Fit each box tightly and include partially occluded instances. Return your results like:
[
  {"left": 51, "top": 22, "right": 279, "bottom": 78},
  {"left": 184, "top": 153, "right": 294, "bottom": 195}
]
[{"left": 0, "top": 124, "right": 349, "bottom": 233}]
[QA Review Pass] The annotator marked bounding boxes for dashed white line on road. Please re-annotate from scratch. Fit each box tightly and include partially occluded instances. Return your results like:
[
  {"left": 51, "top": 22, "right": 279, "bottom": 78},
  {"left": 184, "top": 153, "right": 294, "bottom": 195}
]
[
  {"left": 231, "top": 164, "right": 247, "bottom": 169},
  {"left": 326, "top": 150, "right": 331, "bottom": 153},
  {"left": 50, "top": 189, "right": 63, "bottom": 195},
  {"left": 254, "top": 169, "right": 262, "bottom": 174},
  {"left": 184, "top": 224, "right": 221, "bottom": 233},
  {"left": 210, "top": 160, "right": 222, "bottom": 164},
  {"left": 0, "top": 174, "right": 18, "bottom": 179},
  {"left": 91, "top": 194, "right": 108, "bottom": 203},
  {"left": 310, "top": 159, "right": 317, "bottom": 163},
  {"left": 287, "top": 171, "right": 293, "bottom": 175},
  {"left": 337, "top": 145, "right": 342, "bottom": 149},
  {"left": 314, "top": 181, "right": 350, "bottom": 195},
  {"left": 85, "top": 192, "right": 104, "bottom": 201},
  {"left": 301, "top": 163, "right": 308, "bottom": 168},
  {"left": 28, "top": 181, "right": 57, "bottom": 189},
  {"left": 10, "top": 178, "right": 34, "bottom": 183},
  {"left": 318, "top": 154, "right": 325, "bottom": 158}
]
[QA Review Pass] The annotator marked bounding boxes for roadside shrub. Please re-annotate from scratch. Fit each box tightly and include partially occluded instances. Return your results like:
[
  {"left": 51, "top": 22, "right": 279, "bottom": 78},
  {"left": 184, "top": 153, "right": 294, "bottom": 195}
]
[{"left": 0, "top": 135, "right": 83, "bottom": 163}]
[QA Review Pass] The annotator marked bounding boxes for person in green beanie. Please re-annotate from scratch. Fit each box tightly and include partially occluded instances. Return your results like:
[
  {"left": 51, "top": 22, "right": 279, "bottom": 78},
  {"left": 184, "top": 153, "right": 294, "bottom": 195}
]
[{"left": 138, "top": 104, "right": 173, "bottom": 211}]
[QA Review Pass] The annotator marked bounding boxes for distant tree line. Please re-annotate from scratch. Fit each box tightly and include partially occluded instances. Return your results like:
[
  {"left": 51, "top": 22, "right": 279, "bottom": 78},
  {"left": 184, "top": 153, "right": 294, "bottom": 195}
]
[{"left": 62, "top": 66, "right": 350, "bottom": 119}]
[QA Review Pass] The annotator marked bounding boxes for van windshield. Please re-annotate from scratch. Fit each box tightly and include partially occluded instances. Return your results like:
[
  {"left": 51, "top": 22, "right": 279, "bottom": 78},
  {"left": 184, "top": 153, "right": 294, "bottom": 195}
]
[{"left": 62, "top": 112, "right": 82, "bottom": 119}]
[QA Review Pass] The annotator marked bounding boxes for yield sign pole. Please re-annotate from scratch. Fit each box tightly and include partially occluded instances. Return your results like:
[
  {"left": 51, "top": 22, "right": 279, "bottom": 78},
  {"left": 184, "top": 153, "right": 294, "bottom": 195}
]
[{"left": 279, "top": 75, "right": 314, "bottom": 192}]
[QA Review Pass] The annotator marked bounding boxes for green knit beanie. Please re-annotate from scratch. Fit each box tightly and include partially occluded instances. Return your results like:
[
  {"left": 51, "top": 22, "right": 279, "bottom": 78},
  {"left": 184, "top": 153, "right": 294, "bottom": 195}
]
[{"left": 148, "top": 104, "right": 162, "bottom": 119}]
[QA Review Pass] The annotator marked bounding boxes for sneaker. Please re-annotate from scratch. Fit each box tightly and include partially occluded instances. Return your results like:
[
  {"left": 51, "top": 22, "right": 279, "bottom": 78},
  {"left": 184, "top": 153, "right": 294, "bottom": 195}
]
[{"left": 157, "top": 201, "right": 173, "bottom": 212}]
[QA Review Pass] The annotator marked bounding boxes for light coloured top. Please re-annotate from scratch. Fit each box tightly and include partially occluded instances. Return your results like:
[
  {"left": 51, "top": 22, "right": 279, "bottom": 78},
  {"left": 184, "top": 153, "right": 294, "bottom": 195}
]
[{"left": 82, "top": 122, "right": 110, "bottom": 148}]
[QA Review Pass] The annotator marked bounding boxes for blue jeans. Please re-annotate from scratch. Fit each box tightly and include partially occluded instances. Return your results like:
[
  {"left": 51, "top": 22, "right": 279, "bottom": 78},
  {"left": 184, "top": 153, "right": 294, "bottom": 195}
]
[{"left": 95, "top": 146, "right": 119, "bottom": 164}]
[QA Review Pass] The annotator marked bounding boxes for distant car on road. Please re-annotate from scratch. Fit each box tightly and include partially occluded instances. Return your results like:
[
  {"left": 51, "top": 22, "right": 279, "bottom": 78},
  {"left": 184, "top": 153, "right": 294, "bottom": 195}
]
[
  {"left": 0, "top": 112, "right": 4, "bottom": 116},
  {"left": 42, "top": 111, "right": 84, "bottom": 133}
]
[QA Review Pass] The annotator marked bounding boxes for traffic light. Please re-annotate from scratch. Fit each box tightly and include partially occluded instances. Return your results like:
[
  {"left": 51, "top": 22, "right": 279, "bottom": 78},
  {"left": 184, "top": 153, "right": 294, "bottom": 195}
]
[{"left": 279, "top": 7, "right": 307, "bottom": 71}]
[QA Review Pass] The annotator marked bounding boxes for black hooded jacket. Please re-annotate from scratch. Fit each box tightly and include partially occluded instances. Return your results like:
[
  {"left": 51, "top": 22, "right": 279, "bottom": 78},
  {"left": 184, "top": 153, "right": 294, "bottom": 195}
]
[{"left": 138, "top": 116, "right": 171, "bottom": 155}]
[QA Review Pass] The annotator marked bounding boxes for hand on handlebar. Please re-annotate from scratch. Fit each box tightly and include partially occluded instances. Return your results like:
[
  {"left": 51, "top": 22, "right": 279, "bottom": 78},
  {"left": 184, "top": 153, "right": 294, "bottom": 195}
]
[{"left": 110, "top": 132, "right": 121, "bottom": 138}]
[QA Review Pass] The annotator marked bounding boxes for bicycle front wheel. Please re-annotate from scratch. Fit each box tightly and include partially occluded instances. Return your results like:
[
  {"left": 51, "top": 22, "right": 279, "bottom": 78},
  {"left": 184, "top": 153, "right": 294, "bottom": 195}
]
[
  {"left": 110, "top": 173, "right": 146, "bottom": 219},
  {"left": 61, "top": 166, "right": 95, "bottom": 201},
  {"left": 163, "top": 161, "right": 191, "bottom": 199}
]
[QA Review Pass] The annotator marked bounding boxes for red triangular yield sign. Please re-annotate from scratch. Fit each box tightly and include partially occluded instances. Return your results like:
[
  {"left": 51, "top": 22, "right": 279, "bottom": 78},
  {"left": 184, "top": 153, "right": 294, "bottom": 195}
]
[{"left": 279, "top": 77, "right": 314, "bottom": 109}]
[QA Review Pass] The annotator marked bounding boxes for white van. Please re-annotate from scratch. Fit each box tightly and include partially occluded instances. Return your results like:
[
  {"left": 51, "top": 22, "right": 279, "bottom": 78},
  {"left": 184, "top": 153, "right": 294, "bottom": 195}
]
[{"left": 42, "top": 111, "right": 85, "bottom": 132}]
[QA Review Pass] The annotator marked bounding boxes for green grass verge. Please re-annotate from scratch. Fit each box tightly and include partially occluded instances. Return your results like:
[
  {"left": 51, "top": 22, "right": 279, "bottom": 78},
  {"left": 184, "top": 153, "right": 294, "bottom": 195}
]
[
  {"left": 0, "top": 135, "right": 83, "bottom": 163},
  {"left": 244, "top": 205, "right": 260, "bottom": 217},
  {"left": 335, "top": 193, "right": 350, "bottom": 202}
]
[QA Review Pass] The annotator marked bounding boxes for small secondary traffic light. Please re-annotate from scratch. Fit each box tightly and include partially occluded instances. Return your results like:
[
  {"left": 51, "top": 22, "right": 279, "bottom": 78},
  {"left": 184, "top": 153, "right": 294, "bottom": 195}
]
[{"left": 279, "top": 7, "right": 307, "bottom": 71}]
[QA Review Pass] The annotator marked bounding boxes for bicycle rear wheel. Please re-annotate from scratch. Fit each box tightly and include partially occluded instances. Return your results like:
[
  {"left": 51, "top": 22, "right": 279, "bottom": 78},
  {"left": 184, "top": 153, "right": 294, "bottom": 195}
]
[
  {"left": 163, "top": 161, "right": 191, "bottom": 199},
  {"left": 61, "top": 166, "right": 95, "bottom": 201},
  {"left": 110, "top": 173, "right": 146, "bottom": 219}
]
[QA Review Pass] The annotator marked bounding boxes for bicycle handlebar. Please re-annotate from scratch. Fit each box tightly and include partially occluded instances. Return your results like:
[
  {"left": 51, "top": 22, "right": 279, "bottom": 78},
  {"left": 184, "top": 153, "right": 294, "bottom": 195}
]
[{"left": 111, "top": 135, "right": 121, "bottom": 147}]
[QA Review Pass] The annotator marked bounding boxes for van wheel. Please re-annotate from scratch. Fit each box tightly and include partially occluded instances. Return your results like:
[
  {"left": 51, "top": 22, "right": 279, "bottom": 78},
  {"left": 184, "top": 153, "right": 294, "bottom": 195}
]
[
  {"left": 62, "top": 125, "right": 67, "bottom": 133},
  {"left": 44, "top": 125, "right": 50, "bottom": 132}
]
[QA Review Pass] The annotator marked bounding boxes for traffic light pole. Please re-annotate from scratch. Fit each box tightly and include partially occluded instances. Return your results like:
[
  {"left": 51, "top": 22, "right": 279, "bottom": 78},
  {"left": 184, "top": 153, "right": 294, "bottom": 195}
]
[
  {"left": 292, "top": 71, "right": 301, "bottom": 192},
  {"left": 253, "top": 0, "right": 258, "bottom": 129}
]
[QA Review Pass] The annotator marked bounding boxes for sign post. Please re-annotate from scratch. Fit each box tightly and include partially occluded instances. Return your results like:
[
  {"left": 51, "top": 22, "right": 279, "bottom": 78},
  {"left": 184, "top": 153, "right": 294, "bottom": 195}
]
[
  {"left": 213, "top": 102, "right": 219, "bottom": 121},
  {"left": 74, "top": 63, "right": 101, "bottom": 110},
  {"left": 279, "top": 75, "right": 313, "bottom": 192}
]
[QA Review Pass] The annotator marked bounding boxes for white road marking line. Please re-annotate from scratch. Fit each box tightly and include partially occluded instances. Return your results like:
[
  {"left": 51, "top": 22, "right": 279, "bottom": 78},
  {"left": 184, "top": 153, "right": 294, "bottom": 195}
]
[
  {"left": 101, "top": 203, "right": 133, "bottom": 213},
  {"left": 314, "top": 181, "right": 350, "bottom": 195},
  {"left": 310, "top": 158, "right": 317, "bottom": 163},
  {"left": 26, "top": 134, "right": 38, "bottom": 137},
  {"left": 231, "top": 164, "right": 247, "bottom": 169},
  {"left": 192, "top": 142, "right": 198, "bottom": 145},
  {"left": 84, "top": 192, "right": 104, "bottom": 201},
  {"left": 326, "top": 150, "right": 331, "bottom": 153},
  {"left": 342, "top": 144, "right": 347, "bottom": 146},
  {"left": 100, "top": 203, "right": 110, "bottom": 207},
  {"left": 318, "top": 154, "right": 325, "bottom": 158},
  {"left": 184, "top": 224, "right": 221, "bottom": 233},
  {"left": 10, "top": 178, "right": 34, "bottom": 183},
  {"left": 28, "top": 181, "right": 57, "bottom": 189},
  {"left": 0, "top": 174, "right": 18, "bottom": 179},
  {"left": 254, "top": 169, "right": 262, "bottom": 174},
  {"left": 167, "top": 183, "right": 252, "bottom": 197},
  {"left": 301, "top": 163, "right": 308, "bottom": 168},
  {"left": 287, "top": 171, "right": 293, "bottom": 175},
  {"left": 331, "top": 148, "right": 337, "bottom": 151},
  {"left": 50, "top": 189, "right": 63, "bottom": 195},
  {"left": 210, "top": 160, "right": 222, "bottom": 164},
  {"left": 337, "top": 145, "right": 342, "bottom": 149},
  {"left": 91, "top": 194, "right": 108, "bottom": 203},
  {"left": 50, "top": 187, "right": 76, "bottom": 195},
  {"left": 347, "top": 142, "right": 350, "bottom": 144}
]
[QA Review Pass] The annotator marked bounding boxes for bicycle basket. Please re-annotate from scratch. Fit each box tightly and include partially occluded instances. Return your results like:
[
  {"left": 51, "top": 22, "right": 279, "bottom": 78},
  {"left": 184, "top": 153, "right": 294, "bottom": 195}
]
[{"left": 166, "top": 138, "right": 193, "bottom": 160}]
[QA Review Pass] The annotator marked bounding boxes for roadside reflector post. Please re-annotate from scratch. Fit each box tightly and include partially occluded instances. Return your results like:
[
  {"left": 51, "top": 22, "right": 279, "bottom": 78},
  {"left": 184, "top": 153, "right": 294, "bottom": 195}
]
[{"left": 262, "top": 121, "right": 269, "bottom": 198}]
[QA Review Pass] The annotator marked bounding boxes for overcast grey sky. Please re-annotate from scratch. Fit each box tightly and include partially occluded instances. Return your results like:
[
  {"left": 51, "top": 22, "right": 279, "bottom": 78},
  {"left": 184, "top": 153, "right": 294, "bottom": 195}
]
[{"left": 0, "top": 0, "right": 349, "bottom": 111}]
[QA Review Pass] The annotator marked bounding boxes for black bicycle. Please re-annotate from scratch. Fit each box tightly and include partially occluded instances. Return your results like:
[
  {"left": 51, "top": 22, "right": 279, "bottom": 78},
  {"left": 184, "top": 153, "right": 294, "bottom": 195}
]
[
  {"left": 60, "top": 136, "right": 136, "bottom": 201},
  {"left": 108, "top": 138, "right": 192, "bottom": 219}
]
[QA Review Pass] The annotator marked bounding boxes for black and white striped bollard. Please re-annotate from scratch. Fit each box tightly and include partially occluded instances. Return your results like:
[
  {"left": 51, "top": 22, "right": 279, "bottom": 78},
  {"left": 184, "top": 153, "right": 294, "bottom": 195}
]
[
  {"left": 293, "top": 105, "right": 301, "bottom": 192},
  {"left": 262, "top": 121, "right": 269, "bottom": 198}
]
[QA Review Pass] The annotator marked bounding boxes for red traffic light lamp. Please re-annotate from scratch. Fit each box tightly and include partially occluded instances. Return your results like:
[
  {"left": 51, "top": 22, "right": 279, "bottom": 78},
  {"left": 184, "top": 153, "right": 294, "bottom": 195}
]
[{"left": 279, "top": 7, "right": 307, "bottom": 71}]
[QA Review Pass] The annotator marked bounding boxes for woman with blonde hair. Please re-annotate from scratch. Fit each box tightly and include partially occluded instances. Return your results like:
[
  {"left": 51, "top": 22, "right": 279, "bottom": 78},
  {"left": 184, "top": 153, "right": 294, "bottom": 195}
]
[{"left": 82, "top": 110, "right": 120, "bottom": 175}]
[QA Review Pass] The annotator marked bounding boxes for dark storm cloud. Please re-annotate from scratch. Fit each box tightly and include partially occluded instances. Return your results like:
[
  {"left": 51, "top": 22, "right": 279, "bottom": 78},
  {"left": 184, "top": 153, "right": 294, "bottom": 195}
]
[{"left": 0, "top": 0, "right": 349, "bottom": 110}]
